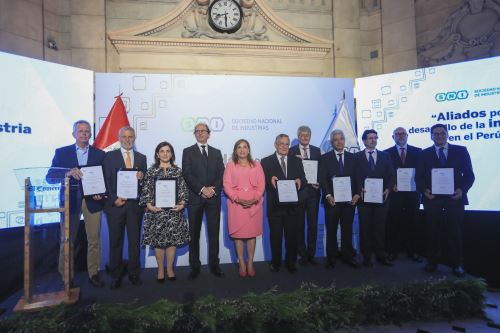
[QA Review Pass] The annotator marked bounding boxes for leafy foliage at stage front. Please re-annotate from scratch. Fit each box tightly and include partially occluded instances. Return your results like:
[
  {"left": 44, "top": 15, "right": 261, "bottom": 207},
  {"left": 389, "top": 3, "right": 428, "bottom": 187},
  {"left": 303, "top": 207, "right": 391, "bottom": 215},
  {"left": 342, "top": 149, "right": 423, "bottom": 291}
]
[{"left": 0, "top": 278, "right": 486, "bottom": 333}]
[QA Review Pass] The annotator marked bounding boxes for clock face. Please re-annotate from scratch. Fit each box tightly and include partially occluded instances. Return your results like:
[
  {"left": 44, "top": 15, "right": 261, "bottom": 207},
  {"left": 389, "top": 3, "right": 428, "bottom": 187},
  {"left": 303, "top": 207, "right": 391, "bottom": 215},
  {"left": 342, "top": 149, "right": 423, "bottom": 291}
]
[{"left": 208, "top": 0, "right": 243, "bottom": 33}]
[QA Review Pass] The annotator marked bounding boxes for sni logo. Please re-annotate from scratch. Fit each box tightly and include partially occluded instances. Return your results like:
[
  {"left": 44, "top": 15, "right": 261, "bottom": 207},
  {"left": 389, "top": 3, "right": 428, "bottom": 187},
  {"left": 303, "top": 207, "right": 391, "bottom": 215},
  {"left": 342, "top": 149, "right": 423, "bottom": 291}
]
[
  {"left": 435, "top": 90, "right": 468, "bottom": 102},
  {"left": 181, "top": 117, "right": 224, "bottom": 132}
]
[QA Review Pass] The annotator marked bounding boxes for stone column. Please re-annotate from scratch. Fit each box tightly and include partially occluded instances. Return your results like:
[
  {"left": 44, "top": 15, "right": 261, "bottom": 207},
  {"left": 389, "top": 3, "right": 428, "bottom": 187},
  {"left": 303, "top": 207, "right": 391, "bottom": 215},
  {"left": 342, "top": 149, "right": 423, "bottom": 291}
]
[
  {"left": 381, "top": 0, "right": 417, "bottom": 73},
  {"left": 332, "top": 0, "right": 361, "bottom": 78}
]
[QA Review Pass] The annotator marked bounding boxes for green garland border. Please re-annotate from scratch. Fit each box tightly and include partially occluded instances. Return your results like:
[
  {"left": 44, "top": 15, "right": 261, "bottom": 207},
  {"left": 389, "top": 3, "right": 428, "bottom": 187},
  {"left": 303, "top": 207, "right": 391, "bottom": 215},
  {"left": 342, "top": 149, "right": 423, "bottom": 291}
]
[{"left": 0, "top": 278, "right": 486, "bottom": 333}]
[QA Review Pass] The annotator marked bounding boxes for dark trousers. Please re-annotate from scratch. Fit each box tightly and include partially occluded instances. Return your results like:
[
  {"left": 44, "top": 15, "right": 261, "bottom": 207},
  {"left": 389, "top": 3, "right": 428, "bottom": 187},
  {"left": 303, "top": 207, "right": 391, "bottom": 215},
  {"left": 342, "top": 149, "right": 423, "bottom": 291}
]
[
  {"left": 268, "top": 214, "right": 298, "bottom": 268},
  {"left": 188, "top": 199, "right": 221, "bottom": 269},
  {"left": 423, "top": 197, "right": 464, "bottom": 267},
  {"left": 105, "top": 201, "right": 143, "bottom": 278},
  {"left": 358, "top": 202, "right": 389, "bottom": 260},
  {"left": 386, "top": 191, "right": 420, "bottom": 256},
  {"left": 324, "top": 203, "right": 355, "bottom": 263},
  {"left": 298, "top": 190, "right": 320, "bottom": 259}
]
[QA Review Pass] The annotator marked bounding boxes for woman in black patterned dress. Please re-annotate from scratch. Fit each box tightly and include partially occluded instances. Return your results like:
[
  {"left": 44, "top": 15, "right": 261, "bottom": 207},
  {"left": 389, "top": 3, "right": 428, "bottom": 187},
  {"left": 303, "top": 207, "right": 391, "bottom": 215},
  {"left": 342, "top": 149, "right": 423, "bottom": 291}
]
[{"left": 139, "top": 142, "right": 190, "bottom": 282}]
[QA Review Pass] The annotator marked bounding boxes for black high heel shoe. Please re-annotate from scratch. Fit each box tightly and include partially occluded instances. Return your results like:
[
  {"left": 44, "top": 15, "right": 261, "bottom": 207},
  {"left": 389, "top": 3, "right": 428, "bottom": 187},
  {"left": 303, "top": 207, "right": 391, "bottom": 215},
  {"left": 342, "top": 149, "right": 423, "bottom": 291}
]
[{"left": 157, "top": 277, "right": 165, "bottom": 283}]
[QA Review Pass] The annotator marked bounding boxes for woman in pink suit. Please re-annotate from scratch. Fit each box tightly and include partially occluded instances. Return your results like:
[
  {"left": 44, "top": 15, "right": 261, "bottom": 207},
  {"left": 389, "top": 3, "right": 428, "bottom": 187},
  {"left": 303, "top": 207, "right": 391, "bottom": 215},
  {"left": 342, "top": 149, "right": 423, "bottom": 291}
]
[{"left": 223, "top": 139, "right": 265, "bottom": 277}]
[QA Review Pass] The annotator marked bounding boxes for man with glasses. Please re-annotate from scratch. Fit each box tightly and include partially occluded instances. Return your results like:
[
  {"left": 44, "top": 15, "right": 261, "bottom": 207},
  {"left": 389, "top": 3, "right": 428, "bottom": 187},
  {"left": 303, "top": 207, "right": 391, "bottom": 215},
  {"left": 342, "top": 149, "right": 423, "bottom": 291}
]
[
  {"left": 261, "top": 134, "right": 306, "bottom": 273},
  {"left": 182, "top": 123, "right": 225, "bottom": 278},
  {"left": 384, "top": 127, "right": 422, "bottom": 262},
  {"left": 416, "top": 124, "right": 474, "bottom": 277}
]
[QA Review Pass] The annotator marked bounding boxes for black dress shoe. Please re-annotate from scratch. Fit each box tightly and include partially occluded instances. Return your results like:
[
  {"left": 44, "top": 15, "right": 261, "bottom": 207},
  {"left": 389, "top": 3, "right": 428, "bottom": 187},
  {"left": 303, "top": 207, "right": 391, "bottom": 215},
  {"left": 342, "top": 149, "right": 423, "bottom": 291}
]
[
  {"left": 269, "top": 263, "right": 280, "bottom": 272},
  {"left": 129, "top": 274, "right": 143, "bottom": 286},
  {"left": 286, "top": 263, "right": 297, "bottom": 273},
  {"left": 343, "top": 258, "right": 359, "bottom": 268},
  {"left": 110, "top": 278, "right": 122, "bottom": 289},
  {"left": 298, "top": 257, "right": 308, "bottom": 266},
  {"left": 210, "top": 266, "right": 225, "bottom": 277},
  {"left": 387, "top": 253, "right": 398, "bottom": 261},
  {"left": 376, "top": 257, "right": 394, "bottom": 266},
  {"left": 363, "top": 258, "right": 373, "bottom": 267},
  {"left": 189, "top": 267, "right": 200, "bottom": 279},
  {"left": 424, "top": 263, "right": 437, "bottom": 273},
  {"left": 408, "top": 253, "right": 423, "bottom": 262},
  {"left": 452, "top": 266, "right": 465, "bottom": 278},
  {"left": 308, "top": 257, "right": 319, "bottom": 266},
  {"left": 88, "top": 274, "right": 105, "bottom": 288}
]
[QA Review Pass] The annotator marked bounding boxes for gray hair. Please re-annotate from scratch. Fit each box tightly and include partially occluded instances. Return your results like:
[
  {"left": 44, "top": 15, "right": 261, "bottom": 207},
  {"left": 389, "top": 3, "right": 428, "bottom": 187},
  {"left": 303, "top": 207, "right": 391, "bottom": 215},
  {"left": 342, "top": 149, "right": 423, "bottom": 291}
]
[
  {"left": 330, "top": 129, "right": 345, "bottom": 140},
  {"left": 72, "top": 120, "right": 91, "bottom": 133},
  {"left": 118, "top": 126, "right": 135, "bottom": 138},
  {"left": 274, "top": 133, "right": 289, "bottom": 145},
  {"left": 297, "top": 125, "right": 311, "bottom": 137}
]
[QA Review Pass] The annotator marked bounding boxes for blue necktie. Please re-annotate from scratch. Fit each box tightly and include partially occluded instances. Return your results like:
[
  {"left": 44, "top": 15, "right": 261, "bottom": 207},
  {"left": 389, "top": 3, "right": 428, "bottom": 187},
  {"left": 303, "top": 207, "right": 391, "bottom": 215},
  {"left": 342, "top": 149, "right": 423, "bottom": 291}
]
[
  {"left": 438, "top": 147, "right": 446, "bottom": 166},
  {"left": 368, "top": 151, "right": 375, "bottom": 171},
  {"left": 338, "top": 153, "right": 344, "bottom": 175}
]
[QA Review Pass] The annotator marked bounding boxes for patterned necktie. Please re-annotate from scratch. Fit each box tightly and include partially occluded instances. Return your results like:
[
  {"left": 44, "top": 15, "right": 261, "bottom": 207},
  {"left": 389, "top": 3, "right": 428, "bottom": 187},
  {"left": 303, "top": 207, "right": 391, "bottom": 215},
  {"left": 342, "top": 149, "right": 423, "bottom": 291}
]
[
  {"left": 201, "top": 145, "right": 208, "bottom": 159},
  {"left": 438, "top": 147, "right": 446, "bottom": 166},
  {"left": 303, "top": 147, "right": 309, "bottom": 159},
  {"left": 125, "top": 151, "right": 132, "bottom": 168},
  {"left": 400, "top": 148, "right": 406, "bottom": 165},
  {"left": 338, "top": 153, "right": 344, "bottom": 175},
  {"left": 368, "top": 151, "right": 375, "bottom": 171},
  {"left": 280, "top": 156, "right": 286, "bottom": 178}
]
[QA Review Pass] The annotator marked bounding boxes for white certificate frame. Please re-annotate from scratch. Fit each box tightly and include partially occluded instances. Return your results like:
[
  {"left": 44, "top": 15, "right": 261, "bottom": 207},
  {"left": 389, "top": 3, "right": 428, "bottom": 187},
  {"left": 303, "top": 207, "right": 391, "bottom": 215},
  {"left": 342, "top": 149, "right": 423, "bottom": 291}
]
[
  {"left": 117, "top": 169, "right": 139, "bottom": 200},
  {"left": 302, "top": 160, "right": 318, "bottom": 185},
  {"left": 154, "top": 178, "right": 177, "bottom": 209},
  {"left": 332, "top": 176, "right": 352, "bottom": 203},
  {"left": 431, "top": 168, "right": 454, "bottom": 195},
  {"left": 396, "top": 168, "right": 416, "bottom": 192},
  {"left": 277, "top": 180, "right": 298, "bottom": 203},
  {"left": 80, "top": 165, "right": 106, "bottom": 196},
  {"left": 364, "top": 178, "right": 383, "bottom": 204}
]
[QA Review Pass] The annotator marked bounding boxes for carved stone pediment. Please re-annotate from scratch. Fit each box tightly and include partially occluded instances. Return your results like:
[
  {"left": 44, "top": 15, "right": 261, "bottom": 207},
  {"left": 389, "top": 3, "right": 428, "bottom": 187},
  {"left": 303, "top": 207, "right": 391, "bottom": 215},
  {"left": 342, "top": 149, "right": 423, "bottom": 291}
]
[{"left": 107, "top": 0, "right": 334, "bottom": 76}]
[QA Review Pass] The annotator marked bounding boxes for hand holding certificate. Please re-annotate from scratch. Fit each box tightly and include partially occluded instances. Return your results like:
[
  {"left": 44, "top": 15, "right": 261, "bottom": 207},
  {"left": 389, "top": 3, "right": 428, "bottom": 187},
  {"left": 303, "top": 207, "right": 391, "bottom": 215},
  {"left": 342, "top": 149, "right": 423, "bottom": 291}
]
[
  {"left": 302, "top": 160, "right": 318, "bottom": 184},
  {"left": 155, "top": 179, "right": 177, "bottom": 208},
  {"left": 80, "top": 165, "right": 106, "bottom": 196},
  {"left": 277, "top": 180, "right": 298, "bottom": 203},
  {"left": 332, "top": 176, "right": 352, "bottom": 203},
  {"left": 364, "top": 178, "right": 383, "bottom": 204},
  {"left": 397, "top": 168, "right": 416, "bottom": 192},
  {"left": 432, "top": 168, "right": 454, "bottom": 195},
  {"left": 117, "top": 169, "right": 139, "bottom": 199}
]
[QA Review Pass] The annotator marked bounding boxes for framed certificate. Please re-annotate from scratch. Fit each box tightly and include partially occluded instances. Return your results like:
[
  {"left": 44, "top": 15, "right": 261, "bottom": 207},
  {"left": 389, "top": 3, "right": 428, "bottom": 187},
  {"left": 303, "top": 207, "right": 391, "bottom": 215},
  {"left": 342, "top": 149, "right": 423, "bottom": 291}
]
[
  {"left": 277, "top": 180, "right": 298, "bottom": 203},
  {"left": 332, "top": 176, "right": 352, "bottom": 202},
  {"left": 80, "top": 164, "right": 106, "bottom": 196},
  {"left": 364, "top": 178, "right": 383, "bottom": 204},
  {"left": 116, "top": 168, "right": 139, "bottom": 199},
  {"left": 397, "top": 168, "right": 416, "bottom": 192},
  {"left": 302, "top": 160, "right": 318, "bottom": 184},
  {"left": 431, "top": 168, "right": 454, "bottom": 195},
  {"left": 154, "top": 178, "right": 177, "bottom": 209}
]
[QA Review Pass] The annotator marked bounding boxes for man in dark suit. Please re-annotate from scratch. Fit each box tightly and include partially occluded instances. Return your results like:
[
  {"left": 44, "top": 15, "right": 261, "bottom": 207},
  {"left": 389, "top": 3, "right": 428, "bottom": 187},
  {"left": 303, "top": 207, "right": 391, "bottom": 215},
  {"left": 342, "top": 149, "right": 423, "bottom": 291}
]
[
  {"left": 182, "top": 123, "right": 225, "bottom": 279},
  {"left": 103, "top": 126, "right": 147, "bottom": 289},
  {"left": 384, "top": 127, "right": 422, "bottom": 262},
  {"left": 319, "top": 129, "right": 360, "bottom": 268},
  {"left": 47, "top": 120, "right": 106, "bottom": 287},
  {"left": 261, "top": 134, "right": 306, "bottom": 273},
  {"left": 355, "top": 129, "right": 395, "bottom": 267},
  {"left": 289, "top": 125, "right": 321, "bottom": 265},
  {"left": 416, "top": 124, "right": 475, "bottom": 277}
]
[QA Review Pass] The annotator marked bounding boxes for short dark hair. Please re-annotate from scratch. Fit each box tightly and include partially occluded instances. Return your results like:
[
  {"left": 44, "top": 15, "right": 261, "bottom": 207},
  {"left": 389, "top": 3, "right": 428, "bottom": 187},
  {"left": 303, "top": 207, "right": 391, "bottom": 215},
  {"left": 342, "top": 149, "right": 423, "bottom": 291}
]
[
  {"left": 361, "top": 129, "right": 377, "bottom": 141},
  {"left": 430, "top": 123, "right": 447, "bottom": 134},
  {"left": 153, "top": 141, "right": 176, "bottom": 168}
]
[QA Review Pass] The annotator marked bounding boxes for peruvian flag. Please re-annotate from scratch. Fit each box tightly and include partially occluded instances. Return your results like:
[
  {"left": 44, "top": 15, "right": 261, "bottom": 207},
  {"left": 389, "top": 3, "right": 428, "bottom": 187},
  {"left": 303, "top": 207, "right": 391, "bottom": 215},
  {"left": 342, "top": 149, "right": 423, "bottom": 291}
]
[{"left": 94, "top": 95, "right": 130, "bottom": 151}]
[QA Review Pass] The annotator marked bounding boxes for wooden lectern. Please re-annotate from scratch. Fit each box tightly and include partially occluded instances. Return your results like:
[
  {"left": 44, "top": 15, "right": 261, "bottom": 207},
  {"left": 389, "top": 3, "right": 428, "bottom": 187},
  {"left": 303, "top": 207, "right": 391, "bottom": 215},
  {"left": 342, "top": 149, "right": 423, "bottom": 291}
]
[{"left": 14, "top": 176, "right": 79, "bottom": 311}]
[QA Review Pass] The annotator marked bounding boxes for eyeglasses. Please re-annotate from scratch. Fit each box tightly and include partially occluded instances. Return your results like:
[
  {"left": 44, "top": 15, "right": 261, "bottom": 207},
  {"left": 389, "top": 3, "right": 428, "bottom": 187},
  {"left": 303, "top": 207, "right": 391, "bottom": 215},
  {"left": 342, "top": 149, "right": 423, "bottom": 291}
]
[
  {"left": 194, "top": 129, "right": 208, "bottom": 134},
  {"left": 394, "top": 132, "right": 407, "bottom": 136},
  {"left": 278, "top": 142, "right": 290, "bottom": 147}
]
